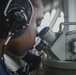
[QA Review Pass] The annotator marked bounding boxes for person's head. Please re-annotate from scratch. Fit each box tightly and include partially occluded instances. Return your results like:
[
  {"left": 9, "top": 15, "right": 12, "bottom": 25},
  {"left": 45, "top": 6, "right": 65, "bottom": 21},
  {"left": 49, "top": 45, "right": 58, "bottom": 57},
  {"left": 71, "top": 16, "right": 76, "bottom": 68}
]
[{"left": 0, "top": 0, "right": 44, "bottom": 56}]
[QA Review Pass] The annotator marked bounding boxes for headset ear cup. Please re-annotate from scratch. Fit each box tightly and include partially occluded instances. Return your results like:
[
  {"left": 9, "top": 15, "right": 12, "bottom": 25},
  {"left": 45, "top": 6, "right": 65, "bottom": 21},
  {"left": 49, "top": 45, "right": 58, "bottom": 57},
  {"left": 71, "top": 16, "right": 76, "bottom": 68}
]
[
  {"left": 0, "top": 0, "right": 33, "bottom": 39},
  {"left": 0, "top": 10, "right": 28, "bottom": 39},
  {"left": 13, "top": 11, "right": 27, "bottom": 23},
  {"left": 5, "top": 9, "right": 28, "bottom": 38}
]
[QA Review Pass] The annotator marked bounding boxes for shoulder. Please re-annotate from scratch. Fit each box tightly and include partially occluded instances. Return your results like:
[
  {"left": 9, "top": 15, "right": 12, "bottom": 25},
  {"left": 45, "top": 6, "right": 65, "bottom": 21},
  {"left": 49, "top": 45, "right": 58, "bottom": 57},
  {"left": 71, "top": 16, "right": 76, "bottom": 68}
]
[{"left": 0, "top": 59, "right": 8, "bottom": 75}]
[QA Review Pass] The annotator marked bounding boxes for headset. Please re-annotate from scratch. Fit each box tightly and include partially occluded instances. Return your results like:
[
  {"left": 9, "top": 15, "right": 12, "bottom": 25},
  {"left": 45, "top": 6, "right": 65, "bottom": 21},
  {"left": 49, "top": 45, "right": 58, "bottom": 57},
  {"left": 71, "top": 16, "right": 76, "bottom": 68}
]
[
  {"left": 0, "top": 0, "right": 34, "bottom": 74},
  {"left": 0, "top": 0, "right": 34, "bottom": 39}
]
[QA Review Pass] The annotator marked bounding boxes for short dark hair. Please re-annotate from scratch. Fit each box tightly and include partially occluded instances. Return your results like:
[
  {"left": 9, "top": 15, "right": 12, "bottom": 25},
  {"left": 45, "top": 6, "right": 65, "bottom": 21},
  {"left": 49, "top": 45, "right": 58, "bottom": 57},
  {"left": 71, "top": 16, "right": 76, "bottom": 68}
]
[
  {"left": 0, "top": 0, "right": 4, "bottom": 6},
  {"left": 0, "top": 0, "right": 9, "bottom": 14}
]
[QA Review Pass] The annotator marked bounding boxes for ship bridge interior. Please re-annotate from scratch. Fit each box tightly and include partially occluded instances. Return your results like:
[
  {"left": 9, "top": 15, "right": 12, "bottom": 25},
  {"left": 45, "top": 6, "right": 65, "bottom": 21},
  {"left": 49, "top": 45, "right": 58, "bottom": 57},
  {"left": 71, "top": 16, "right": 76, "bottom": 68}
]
[{"left": 4, "top": 0, "right": 76, "bottom": 75}]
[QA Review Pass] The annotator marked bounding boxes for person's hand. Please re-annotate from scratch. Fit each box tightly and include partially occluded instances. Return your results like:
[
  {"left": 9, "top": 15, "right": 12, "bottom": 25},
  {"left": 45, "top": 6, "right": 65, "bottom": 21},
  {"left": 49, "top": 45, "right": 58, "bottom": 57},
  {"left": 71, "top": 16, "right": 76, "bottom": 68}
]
[
  {"left": 38, "top": 51, "right": 46, "bottom": 70},
  {"left": 22, "top": 50, "right": 45, "bottom": 72}
]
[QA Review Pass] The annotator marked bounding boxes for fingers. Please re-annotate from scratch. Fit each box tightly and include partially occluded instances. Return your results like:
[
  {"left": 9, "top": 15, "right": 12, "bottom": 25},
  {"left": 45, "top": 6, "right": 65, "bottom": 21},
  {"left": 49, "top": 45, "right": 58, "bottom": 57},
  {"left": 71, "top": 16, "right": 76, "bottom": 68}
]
[{"left": 39, "top": 50, "right": 46, "bottom": 57}]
